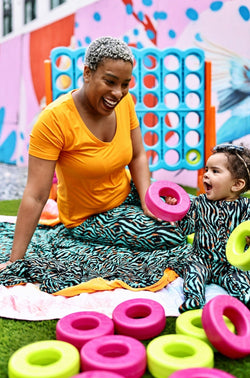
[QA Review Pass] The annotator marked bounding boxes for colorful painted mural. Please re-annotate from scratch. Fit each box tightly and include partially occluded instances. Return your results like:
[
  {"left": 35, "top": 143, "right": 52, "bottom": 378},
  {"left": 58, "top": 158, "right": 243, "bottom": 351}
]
[{"left": 0, "top": 0, "right": 249, "bottom": 186}]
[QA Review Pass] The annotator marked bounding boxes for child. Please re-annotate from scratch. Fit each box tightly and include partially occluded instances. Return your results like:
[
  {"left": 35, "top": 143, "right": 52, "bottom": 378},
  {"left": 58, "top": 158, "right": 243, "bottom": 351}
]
[{"left": 172, "top": 143, "right": 250, "bottom": 312}]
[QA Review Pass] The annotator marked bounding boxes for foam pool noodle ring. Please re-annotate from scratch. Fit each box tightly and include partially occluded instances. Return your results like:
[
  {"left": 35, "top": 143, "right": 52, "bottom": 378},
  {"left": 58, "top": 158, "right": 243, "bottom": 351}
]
[
  {"left": 56, "top": 311, "right": 114, "bottom": 351},
  {"left": 80, "top": 335, "right": 147, "bottom": 377},
  {"left": 8, "top": 340, "right": 80, "bottom": 378},
  {"left": 169, "top": 367, "right": 236, "bottom": 378},
  {"left": 49, "top": 172, "right": 58, "bottom": 201},
  {"left": 202, "top": 295, "right": 250, "bottom": 359},
  {"left": 112, "top": 298, "right": 166, "bottom": 340},
  {"left": 147, "top": 334, "right": 214, "bottom": 378},
  {"left": 145, "top": 180, "right": 190, "bottom": 222},
  {"left": 226, "top": 220, "right": 250, "bottom": 271},
  {"left": 176, "top": 309, "right": 235, "bottom": 352},
  {"left": 40, "top": 199, "right": 59, "bottom": 220}
]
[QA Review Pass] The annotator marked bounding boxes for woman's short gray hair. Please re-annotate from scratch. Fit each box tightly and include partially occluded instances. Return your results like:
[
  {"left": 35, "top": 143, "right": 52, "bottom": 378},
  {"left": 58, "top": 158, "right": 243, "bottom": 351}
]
[{"left": 84, "top": 36, "right": 134, "bottom": 71}]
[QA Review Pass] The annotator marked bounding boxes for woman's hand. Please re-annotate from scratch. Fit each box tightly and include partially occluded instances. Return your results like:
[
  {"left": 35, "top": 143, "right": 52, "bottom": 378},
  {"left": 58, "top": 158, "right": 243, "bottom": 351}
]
[
  {"left": 142, "top": 205, "right": 161, "bottom": 221},
  {"left": 0, "top": 260, "right": 12, "bottom": 271}
]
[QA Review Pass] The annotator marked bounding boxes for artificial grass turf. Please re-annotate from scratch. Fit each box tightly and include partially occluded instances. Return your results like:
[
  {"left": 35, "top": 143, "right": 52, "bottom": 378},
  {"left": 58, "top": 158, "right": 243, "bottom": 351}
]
[
  {"left": 1, "top": 317, "right": 250, "bottom": 378},
  {"left": 0, "top": 199, "right": 250, "bottom": 377},
  {"left": 0, "top": 199, "right": 21, "bottom": 215}
]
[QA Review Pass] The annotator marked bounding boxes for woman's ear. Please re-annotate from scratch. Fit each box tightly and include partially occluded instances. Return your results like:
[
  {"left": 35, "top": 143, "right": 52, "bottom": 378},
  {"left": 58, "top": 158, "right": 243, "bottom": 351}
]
[
  {"left": 83, "top": 66, "right": 91, "bottom": 83},
  {"left": 232, "top": 178, "right": 246, "bottom": 193}
]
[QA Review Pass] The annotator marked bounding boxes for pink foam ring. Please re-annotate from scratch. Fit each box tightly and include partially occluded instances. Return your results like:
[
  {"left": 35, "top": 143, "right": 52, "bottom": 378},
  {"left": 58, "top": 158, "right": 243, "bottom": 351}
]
[
  {"left": 169, "top": 367, "right": 236, "bottom": 378},
  {"left": 112, "top": 298, "right": 166, "bottom": 340},
  {"left": 80, "top": 335, "right": 147, "bottom": 378},
  {"left": 56, "top": 311, "right": 114, "bottom": 351},
  {"left": 201, "top": 295, "right": 250, "bottom": 359},
  {"left": 71, "top": 371, "right": 124, "bottom": 378},
  {"left": 145, "top": 180, "right": 190, "bottom": 222}
]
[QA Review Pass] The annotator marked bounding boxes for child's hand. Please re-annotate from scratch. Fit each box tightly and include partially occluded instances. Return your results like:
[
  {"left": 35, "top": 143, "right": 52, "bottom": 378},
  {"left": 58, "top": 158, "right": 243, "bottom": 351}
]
[
  {"left": 162, "top": 196, "right": 178, "bottom": 225},
  {"left": 246, "top": 236, "right": 250, "bottom": 246},
  {"left": 164, "top": 196, "right": 177, "bottom": 205}
]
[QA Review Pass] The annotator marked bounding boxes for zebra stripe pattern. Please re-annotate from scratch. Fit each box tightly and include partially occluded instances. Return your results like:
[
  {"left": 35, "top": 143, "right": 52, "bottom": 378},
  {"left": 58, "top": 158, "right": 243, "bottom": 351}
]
[{"left": 0, "top": 183, "right": 189, "bottom": 293}]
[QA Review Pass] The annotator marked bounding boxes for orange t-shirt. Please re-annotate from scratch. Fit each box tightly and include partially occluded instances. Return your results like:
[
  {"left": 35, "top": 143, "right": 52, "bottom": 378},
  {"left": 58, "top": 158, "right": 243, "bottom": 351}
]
[{"left": 29, "top": 91, "right": 139, "bottom": 227}]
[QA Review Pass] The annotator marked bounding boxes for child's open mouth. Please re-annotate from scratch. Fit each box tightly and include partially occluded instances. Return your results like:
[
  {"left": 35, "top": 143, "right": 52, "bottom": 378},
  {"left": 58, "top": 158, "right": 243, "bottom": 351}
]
[{"left": 204, "top": 182, "right": 212, "bottom": 192}]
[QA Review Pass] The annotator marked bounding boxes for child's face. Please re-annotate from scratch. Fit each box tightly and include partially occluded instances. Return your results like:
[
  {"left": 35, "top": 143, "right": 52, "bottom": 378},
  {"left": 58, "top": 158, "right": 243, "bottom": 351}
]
[{"left": 203, "top": 153, "right": 238, "bottom": 201}]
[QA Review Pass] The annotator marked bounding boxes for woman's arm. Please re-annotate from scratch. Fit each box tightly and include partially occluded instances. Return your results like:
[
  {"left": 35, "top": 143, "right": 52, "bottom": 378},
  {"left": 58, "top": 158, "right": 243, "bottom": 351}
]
[
  {"left": 128, "top": 126, "right": 154, "bottom": 217},
  {"left": 0, "top": 155, "right": 56, "bottom": 269}
]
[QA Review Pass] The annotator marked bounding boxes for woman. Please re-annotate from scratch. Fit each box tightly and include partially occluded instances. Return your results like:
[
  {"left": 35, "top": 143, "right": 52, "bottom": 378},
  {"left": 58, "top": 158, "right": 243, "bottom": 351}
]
[{"left": 0, "top": 37, "right": 185, "bottom": 291}]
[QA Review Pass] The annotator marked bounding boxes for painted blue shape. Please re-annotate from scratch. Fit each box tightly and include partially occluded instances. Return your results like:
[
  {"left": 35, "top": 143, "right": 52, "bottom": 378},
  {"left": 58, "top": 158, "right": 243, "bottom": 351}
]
[
  {"left": 210, "top": 1, "right": 223, "bottom": 11},
  {"left": 217, "top": 115, "right": 250, "bottom": 143},
  {"left": 75, "top": 21, "right": 79, "bottom": 28},
  {"left": 137, "top": 11, "right": 144, "bottom": 21},
  {"left": 195, "top": 33, "right": 203, "bottom": 42},
  {"left": 0, "top": 107, "right": 5, "bottom": 135},
  {"left": 146, "top": 29, "right": 155, "bottom": 40},
  {"left": 85, "top": 36, "right": 91, "bottom": 44},
  {"left": 136, "top": 42, "right": 144, "bottom": 49},
  {"left": 142, "top": 0, "right": 153, "bottom": 6},
  {"left": 126, "top": 4, "right": 133, "bottom": 15},
  {"left": 123, "top": 35, "right": 129, "bottom": 44},
  {"left": 133, "top": 28, "right": 139, "bottom": 36},
  {"left": 93, "top": 12, "right": 101, "bottom": 21},
  {"left": 239, "top": 6, "right": 250, "bottom": 21},
  {"left": 77, "top": 39, "right": 83, "bottom": 47},
  {"left": 154, "top": 11, "right": 167, "bottom": 20},
  {"left": 186, "top": 8, "right": 199, "bottom": 21},
  {"left": 0, "top": 131, "right": 17, "bottom": 164},
  {"left": 169, "top": 29, "right": 176, "bottom": 39}
]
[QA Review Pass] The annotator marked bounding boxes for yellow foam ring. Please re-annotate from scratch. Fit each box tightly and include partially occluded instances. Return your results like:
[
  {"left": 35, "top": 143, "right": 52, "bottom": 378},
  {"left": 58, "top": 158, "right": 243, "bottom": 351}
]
[
  {"left": 187, "top": 233, "right": 194, "bottom": 244},
  {"left": 176, "top": 309, "right": 235, "bottom": 352},
  {"left": 186, "top": 149, "right": 201, "bottom": 165},
  {"left": 8, "top": 340, "right": 80, "bottom": 378},
  {"left": 226, "top": 220, "right": 250, "bottom": 271},
  {"left": 147, "top": 334, "right": 214, "bottom": 378}
]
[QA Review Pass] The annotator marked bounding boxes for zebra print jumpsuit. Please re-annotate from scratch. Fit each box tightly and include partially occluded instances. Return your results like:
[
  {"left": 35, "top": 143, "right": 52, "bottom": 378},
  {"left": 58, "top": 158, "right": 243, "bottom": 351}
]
[{"left": 173, "top": 194, "right": 250, "bottom": 312}]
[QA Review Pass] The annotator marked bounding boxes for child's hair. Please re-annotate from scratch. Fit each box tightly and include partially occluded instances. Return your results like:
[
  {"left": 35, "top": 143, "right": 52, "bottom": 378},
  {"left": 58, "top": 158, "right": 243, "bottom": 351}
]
[
  {"left": 84, "top": 36, "right": 134, "bottom": 71},
  {"left": 212, "top": 144, "right": 250, "bottom": 193}
]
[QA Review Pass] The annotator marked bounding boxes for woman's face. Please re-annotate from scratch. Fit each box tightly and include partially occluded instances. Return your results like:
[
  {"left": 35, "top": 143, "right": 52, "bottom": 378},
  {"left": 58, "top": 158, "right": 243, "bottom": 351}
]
[{"left": 83, "top": 58, "right": 133, "bottom": 116}]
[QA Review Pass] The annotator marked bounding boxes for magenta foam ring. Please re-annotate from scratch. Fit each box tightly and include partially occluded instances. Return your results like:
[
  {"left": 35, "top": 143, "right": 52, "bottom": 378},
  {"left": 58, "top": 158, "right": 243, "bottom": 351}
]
[
  {"left": 80, "top": 335, "right": 146, "bottom": 378},
  {"left": 169, "top": 367, "right": 236, "bottom": 378},
  {"left": 202, "top": 295, "right": 250, "bottom": 359},
  {"left": 56, "top": 311, "right": 114, "bottom": 351},
  {"left": 112, "top": 298, "right": 166, "bottom": 340},
  {"left": 71, "top": 371, "right": 125, "bottom": 377},
  {"left": 145, "top": 180, "right": 190, "bottom": 222}
]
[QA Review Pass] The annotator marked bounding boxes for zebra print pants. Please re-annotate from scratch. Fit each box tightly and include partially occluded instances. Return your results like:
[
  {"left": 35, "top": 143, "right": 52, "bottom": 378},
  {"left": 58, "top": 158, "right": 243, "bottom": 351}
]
[
  {"left": 70, "top": 182, "right": 186, "bottom": 251},
  {"left": 177, "top": 255, "right": 250, "bottom": 312}
]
